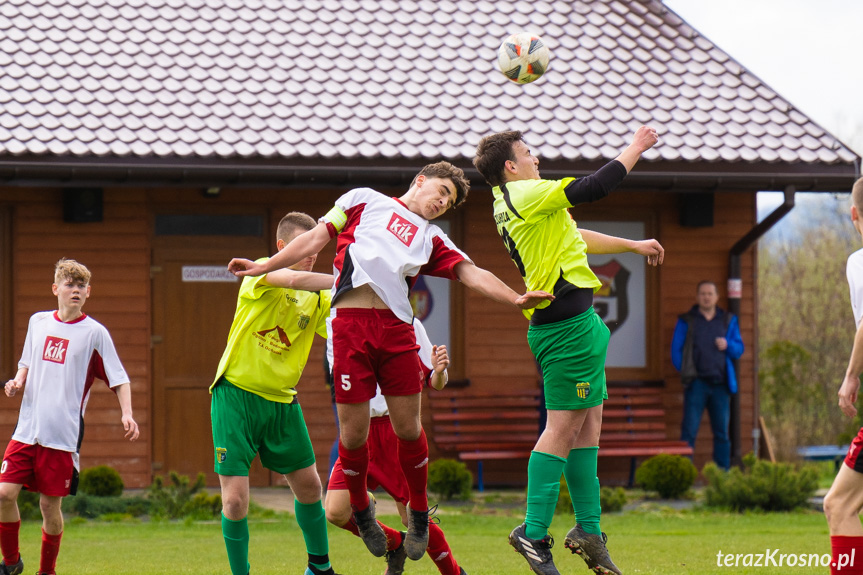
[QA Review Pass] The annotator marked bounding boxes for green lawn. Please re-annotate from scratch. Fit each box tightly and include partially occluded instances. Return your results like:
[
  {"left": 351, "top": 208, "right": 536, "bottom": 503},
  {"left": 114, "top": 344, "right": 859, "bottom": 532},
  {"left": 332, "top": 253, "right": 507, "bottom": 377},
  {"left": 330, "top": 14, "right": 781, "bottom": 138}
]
[{"left": 20, "top": 505, "right": 834, "bottom": 574}]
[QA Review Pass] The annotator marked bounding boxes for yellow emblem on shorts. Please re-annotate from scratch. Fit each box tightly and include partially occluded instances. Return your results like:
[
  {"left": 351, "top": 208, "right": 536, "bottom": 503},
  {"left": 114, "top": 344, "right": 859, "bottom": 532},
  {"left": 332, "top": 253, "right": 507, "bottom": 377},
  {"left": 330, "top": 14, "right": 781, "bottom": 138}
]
[
  {"left": 215, "top": 447, "right": 227, "bottom": 464},
  {"left": 576, "top": 382, "right": 591, "bottom": 399}
]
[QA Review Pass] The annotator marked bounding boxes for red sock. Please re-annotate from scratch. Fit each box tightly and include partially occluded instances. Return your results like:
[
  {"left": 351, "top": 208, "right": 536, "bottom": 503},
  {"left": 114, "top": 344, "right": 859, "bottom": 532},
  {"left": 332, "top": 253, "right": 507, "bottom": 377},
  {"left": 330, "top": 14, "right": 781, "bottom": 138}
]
[
  {"left": 39, "top": 529, "right": 62, "bottom": 575},
  {"left": 337, "top": 519, "right": 402, "bottom": 550},
  {"left": 426, "top": 522, "right": 459, "bottom": 575},
  {"left": 831, "top": 536, "right": 863, "bottom": 575},
  {"left": 338, "top": 440, "right": 370, "bottom": 510},
  {"left": 0, "top": 521, "right": 20, "bottom": 566},
  {"left": 398, "top": 430, "right": 429, "bottom": 511}
]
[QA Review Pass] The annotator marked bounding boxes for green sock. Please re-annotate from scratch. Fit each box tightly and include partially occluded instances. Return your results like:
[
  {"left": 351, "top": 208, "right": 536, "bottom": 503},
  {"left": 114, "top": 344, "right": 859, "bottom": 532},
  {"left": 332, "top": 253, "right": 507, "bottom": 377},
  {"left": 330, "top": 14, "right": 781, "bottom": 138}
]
[
  {"left": 221, "top": 513, "right": 250, "bottom": 575},
  {"left": 564, "top": 446, "right": 601, "bottom": 535},
  {"left": 524, "top": 450, "right": 567, "bottom": 540},
  {"left": 294, "top": 500, "right": 331, "bottom": 571}
]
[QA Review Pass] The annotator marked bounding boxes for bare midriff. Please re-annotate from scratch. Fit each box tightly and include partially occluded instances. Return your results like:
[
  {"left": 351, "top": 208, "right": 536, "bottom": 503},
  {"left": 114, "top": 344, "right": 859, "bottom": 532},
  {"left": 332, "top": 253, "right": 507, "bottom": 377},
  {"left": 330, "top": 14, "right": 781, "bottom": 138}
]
[{"left": 333, "top": 283, "right": 389, "bottom": 309}]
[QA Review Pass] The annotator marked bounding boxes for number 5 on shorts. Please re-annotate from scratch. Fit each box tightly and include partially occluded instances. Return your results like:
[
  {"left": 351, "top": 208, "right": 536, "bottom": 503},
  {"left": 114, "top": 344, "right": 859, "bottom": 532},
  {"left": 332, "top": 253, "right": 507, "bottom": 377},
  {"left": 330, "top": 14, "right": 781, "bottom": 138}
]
[{"left": 341, "top": 374, "right": 351, "bottom": 391}]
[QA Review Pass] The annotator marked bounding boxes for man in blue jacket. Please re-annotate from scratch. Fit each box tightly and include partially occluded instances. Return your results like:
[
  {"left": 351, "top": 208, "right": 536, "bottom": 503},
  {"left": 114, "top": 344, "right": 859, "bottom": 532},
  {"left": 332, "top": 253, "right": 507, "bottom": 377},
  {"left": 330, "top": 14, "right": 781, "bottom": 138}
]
[{"left": 671, "top": 280, "right": 744, "bottom": 470}]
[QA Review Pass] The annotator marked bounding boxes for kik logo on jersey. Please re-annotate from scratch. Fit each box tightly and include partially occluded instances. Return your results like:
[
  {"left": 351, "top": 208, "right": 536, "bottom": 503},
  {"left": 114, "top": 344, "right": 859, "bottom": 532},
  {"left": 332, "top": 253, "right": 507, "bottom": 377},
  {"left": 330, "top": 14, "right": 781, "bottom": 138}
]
[
  {"left": 43, "top": 336, "right": 69, "bottom": 364},
  {"left": 387, "top": 213, "right": 418, "bottom": 246},
  {"left": 576, "top": 381, "right": 591, "bottom": 399},
  {"left": 215, "top": 447, "right": 227, "bottom": 464}
]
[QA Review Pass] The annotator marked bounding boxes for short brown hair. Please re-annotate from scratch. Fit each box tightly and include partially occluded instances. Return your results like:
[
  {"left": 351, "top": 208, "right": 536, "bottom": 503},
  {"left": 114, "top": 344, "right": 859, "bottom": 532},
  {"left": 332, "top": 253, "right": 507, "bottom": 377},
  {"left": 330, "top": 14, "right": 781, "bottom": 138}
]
[
  {"left": 276, "top": 212, "right": 316, "bottom": 244},
  {"left": 853, "top": 177, "right": 863, "bottom": 214},
  {"left": 54, "top": 258, "right": 91, "bottom": 285},
  {"left": 473, "top": 130, "right": 523, "bottom": 188},
  {"left": 411, "top": 161, "right": 470, "bottom": 208}
]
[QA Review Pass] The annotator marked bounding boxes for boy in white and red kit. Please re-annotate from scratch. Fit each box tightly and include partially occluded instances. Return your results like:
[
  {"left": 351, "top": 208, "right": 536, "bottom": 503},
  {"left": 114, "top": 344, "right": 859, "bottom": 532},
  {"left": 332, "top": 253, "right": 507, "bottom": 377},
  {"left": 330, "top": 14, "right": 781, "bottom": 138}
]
[{"left": 0, "top": 258, "right": 139, "bottom": 575}]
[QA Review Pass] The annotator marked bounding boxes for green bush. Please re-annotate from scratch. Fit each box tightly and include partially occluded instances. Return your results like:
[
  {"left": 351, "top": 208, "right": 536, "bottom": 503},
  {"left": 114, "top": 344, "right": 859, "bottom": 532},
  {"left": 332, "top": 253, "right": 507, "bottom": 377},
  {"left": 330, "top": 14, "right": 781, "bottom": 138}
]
[
  {"left": 17, "top": 489, "right": 41, "bottom": 521},
  {"left": 703, "top": 452, "right": 818, "bottom": 512},
  {"left": 600, "top": 486, "right": 627, "bottom": 512},
  {"left": 147, "top": 471, "right": 221, "bottom": 519},
  {"left": 78, "top": 465, "right": 124, "bottom": 497},
  {"left": 62, "top": 494, "right": 150, "bottom": 519},
  {"left": 635, "top": 454, "right": 697, "bottom": 499},
  {"left": 427, "top": 459, "right": 472, "bottom": 501}
]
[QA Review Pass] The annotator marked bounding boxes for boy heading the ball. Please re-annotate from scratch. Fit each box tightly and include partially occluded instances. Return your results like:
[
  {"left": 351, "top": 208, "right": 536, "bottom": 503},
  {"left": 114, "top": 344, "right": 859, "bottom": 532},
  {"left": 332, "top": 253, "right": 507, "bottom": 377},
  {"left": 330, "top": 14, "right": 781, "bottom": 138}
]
[
  {"left": 1, "top": 258, "right": 139, "bottom": 575},
  {"left": 473, "top": 126, "right": 663, "bottom": 575},
  {"left": 228, "top": 161, "right": 552, "bottom": 563}
]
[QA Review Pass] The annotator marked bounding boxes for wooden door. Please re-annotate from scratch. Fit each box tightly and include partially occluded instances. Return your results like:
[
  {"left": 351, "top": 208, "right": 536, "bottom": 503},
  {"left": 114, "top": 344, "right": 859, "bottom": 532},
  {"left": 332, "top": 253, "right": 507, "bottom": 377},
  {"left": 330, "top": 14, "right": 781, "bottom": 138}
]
[{"left": 151, "top": 237, "right": 270, "bottom": 486}]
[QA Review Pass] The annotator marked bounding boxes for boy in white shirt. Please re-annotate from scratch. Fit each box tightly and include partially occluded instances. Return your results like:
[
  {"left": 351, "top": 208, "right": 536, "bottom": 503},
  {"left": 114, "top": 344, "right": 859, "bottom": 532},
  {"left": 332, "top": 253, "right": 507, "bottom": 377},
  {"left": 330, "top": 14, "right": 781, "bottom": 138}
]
[{"left": 0, "top": 259, "right": 139, "bottom": 575}]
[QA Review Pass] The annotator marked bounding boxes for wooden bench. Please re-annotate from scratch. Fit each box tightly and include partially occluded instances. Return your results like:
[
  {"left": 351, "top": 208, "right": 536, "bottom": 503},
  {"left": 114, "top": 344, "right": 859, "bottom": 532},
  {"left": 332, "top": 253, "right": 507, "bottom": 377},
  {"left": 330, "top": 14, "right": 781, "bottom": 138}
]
[{"left": 429, "top": 383, "right": 693, "bottom": 489}]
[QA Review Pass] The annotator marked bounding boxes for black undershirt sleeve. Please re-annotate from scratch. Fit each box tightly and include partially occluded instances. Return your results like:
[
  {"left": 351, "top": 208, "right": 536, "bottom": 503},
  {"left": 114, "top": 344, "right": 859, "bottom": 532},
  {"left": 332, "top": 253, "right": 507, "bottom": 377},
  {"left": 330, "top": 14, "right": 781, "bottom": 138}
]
[{"left": 563, "top": 159, "right": 628, "bottom": 206}]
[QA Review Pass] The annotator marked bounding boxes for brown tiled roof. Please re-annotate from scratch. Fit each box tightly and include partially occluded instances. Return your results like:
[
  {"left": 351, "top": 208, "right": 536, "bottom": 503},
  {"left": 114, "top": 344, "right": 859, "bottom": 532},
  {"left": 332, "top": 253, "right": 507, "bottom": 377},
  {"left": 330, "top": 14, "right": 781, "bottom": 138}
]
[{"left": 0, "top": 0, "right": 857, "bottom": 182}]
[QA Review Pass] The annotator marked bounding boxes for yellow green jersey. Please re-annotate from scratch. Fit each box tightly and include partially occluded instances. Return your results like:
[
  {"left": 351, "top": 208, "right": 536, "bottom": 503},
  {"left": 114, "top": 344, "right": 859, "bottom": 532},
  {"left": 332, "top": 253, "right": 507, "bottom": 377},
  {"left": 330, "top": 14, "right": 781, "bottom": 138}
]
[
  {"left": 492, "top": 178, "right": 602, "bottom": 319},
  {"left": 210, "top": 258, "right": 332, "bottom": 403}
]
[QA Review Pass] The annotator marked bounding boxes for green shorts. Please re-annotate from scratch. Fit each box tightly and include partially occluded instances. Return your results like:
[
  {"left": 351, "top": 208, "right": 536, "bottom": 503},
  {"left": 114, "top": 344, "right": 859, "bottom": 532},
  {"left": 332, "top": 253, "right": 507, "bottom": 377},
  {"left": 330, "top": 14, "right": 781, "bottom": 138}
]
[
  {"left": 528, "top": 307, "right": 610, "bottom": 410},
  {"left": 210, "top": 378, "right": 315, "bottom": 476}
]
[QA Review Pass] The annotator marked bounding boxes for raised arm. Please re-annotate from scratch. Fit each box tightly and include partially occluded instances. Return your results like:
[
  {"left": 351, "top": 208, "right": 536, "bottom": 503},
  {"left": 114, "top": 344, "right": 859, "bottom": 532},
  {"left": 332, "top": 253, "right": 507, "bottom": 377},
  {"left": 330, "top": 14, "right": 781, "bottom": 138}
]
[
  {"left": 454, "top": 261, "right": 554, "bottom": 309},
  {"left": 228, "top": 222, "right": 332, "bottom": 277},
  {"left": 614, "top": 125, "right": 659, "bottom": 173},
  {"left": 579, "top": 229, "right": 664, "bottom": 267},
  {"left": 263, "top": 269, "right": 334, "bottom": 291}
]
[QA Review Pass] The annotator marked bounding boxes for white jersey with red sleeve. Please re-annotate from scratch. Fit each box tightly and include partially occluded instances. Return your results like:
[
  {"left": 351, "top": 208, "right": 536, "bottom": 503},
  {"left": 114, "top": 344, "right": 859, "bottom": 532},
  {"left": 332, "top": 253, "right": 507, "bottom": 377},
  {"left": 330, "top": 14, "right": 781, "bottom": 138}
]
[
  {"left": 848, "top": 248, "right": 863, "bottom": 327},
  {"left": 14, "top": 311, "right": 130, "bottom": 453},
  {"left": 369, "top": 319, "right": 436, "bottom": 417},
  {"left": 320, "top": 187, "right": 471, "bottom": 324}
]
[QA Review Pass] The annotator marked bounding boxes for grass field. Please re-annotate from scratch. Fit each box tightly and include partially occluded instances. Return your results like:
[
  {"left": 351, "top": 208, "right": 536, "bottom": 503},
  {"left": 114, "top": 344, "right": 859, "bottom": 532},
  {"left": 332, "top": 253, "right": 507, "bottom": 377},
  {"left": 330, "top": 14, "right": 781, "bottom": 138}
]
[{"left": 14, "top": 501, "right": 836, "bottom": 574}]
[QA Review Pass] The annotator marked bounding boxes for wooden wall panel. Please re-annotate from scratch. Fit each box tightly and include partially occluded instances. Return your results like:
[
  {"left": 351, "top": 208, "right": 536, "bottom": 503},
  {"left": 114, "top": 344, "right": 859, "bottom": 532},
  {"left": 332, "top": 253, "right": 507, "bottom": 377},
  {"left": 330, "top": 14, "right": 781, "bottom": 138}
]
[{"left": 0, "top": 183, "right": 759, "bottom": 489}]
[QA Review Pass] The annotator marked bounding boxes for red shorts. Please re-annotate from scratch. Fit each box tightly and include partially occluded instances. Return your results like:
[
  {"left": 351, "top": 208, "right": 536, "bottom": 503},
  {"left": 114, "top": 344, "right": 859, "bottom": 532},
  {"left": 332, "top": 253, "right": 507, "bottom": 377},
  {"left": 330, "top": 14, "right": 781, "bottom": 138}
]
[
  {"left": 330, "top": 308, "right": 424, "bottom": 404},
  {"left": 0, "top": 440, "right": 77, "bottom": 496},
  {"left": 327, "top": 416, "right": 410, "bottom": 505},
  {"left": 845, "top": 428, "right": 863, "bottom": 472}
]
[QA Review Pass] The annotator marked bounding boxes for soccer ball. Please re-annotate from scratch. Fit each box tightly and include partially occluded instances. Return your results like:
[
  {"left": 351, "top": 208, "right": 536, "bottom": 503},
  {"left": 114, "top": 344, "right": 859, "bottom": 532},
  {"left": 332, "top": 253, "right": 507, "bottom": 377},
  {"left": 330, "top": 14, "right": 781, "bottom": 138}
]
[{"left": 497, "top": 32, "right": 550, "bottom": 84}]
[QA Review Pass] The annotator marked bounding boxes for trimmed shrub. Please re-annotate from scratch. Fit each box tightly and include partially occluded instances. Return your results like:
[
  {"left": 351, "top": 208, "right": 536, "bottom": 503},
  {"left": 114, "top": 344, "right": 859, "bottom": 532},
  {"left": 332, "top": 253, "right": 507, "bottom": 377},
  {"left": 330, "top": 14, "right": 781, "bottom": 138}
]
[
  {"left": 62, "top": 494, "right": 150, "bottom": 519},
  {"left": 600, "top": 486, "right": 627, "bottom": 512},
  {"left": 147, "top": 471, "right": 220, "bottom": 519},
  {"left": 78, "top": 465, "right": 124, "bottom": 497},
  {"left": 18, "top": 489, "right": 41, "bottom": 521},
  {"left": 703, "top": 452, "right": 818, "bottom": 512},
  {"left": 427, "top": 459, "right": 472, "bottom": 501},
  {"left": 635, "top": 454, "right": 697, "bottom": 499}
]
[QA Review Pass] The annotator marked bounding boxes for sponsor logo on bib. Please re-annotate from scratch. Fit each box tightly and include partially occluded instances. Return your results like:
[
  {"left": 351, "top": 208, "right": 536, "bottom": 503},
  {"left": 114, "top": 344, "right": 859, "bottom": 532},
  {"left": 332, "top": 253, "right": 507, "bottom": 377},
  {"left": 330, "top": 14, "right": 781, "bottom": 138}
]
[
  {"left": 43, "top": 336, "right": 69, "bottom": 364},
  {"left": 388, "top": 213, "right": 418, "bottom": 246}
]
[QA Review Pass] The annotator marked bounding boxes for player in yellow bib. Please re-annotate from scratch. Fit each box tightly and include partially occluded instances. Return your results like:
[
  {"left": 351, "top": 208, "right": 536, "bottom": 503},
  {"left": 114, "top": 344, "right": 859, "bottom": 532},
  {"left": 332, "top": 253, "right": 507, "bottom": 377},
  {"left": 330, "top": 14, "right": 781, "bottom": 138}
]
[
  {"left": 210, "top": 212, "right": 339, "bottom": 575},
  {"left": 474, "top": 126, "right": 663, "bottom": 575}
]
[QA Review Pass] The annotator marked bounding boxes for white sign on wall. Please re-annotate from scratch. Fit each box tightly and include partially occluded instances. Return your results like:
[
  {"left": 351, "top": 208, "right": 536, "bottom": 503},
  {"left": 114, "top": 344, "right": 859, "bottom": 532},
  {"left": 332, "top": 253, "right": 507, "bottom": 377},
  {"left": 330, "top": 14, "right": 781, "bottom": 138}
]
[{"left": 182, "top": 266, "right": 239, "bottom": 283}]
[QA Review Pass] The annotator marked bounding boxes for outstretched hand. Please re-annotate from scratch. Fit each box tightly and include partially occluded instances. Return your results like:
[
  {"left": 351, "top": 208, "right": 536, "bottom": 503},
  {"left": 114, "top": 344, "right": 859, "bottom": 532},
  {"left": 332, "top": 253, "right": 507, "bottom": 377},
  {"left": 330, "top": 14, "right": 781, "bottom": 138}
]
[
  {"left": 228, "top": 258, "right": 264, "bottom": 277},
  {"left": 839, "top": 374, "right": 860, "bottom": 418},
  {"left": 515, "top": 290, "right": 555, "bottom": 309},
  {"left": 633, "top": 239, "right": 665, "bottom": 266}
]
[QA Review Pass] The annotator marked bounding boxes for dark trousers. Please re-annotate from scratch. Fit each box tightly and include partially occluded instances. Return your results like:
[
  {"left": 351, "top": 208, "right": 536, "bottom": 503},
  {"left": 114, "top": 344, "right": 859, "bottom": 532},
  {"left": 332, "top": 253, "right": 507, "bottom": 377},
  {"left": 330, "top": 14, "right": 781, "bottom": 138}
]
[{"left": 680, "top": 377, "right": 731, "bottom": 470}]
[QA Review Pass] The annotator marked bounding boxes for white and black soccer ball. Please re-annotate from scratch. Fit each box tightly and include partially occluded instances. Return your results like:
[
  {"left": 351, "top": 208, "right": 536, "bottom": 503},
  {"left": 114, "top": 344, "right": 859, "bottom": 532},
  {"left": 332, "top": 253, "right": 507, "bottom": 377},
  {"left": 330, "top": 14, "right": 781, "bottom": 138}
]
[{"left": 497, "top": 32, "right": 550, "bottom": 84}]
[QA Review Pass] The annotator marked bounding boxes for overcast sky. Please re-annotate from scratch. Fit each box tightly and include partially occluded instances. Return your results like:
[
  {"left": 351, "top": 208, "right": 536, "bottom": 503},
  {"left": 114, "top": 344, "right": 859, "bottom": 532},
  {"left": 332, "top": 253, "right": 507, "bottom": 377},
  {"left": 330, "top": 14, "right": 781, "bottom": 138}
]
[{"left": 663, "top": 0, "right": 863, "bottom": 155}]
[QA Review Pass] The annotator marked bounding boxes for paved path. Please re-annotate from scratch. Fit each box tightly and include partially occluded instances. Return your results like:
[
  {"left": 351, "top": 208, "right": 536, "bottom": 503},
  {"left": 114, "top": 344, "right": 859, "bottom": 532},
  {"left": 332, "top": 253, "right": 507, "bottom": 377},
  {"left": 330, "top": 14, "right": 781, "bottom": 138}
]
[{"left": 248, "top": 487, "right": 400, "bottom": 515}]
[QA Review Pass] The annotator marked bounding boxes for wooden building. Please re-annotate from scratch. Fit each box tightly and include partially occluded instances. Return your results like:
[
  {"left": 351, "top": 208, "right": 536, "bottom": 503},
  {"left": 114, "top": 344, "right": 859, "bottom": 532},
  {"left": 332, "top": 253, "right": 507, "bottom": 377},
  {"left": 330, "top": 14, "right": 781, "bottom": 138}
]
[{"left": 0, "top": 0, "right": 858, "bottom": 488}]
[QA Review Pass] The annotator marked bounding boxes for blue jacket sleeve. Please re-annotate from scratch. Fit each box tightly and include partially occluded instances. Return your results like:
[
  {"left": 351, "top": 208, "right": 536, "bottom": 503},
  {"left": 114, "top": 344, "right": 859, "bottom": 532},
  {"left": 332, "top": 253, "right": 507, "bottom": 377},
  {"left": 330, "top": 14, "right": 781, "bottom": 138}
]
[
  {"left": 725, "top": 315, "right": 744, "bottom": 360},
  {"left": 671, "top": 318, "right": 687, "bottom": 371}
]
